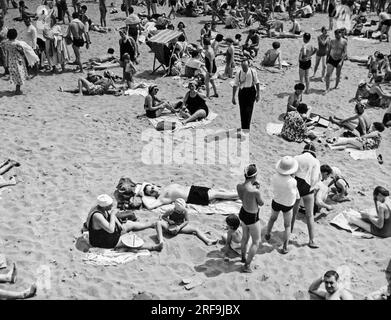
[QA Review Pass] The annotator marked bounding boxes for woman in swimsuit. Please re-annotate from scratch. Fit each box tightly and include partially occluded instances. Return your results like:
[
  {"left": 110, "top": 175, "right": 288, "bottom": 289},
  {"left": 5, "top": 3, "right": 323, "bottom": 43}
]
[
  {"left": 348, "top": 186, "right": 391, "bottom": 238},
  {"left": 160, "top": 198, "right": 218, "bottom": 245},
  {"left": 179, "top": 81, "right": 209, "bottom": 124},
  {"left": 144, "top": 84, "right": 175, "bottom": 118},
  {"left": 312, "top": 27, "right": 330, "bottom": 80},
  {"left": 367, "top": 75, "right": 391, "bottom": 108},
  {"left": 203, "top": 38, "right": 218, "bottom": 99},
  {"left": 330, "top": 103, "right": 371, "bottom": 136},
  {"left": 200, "top": 22, "right": 211, "bottom": 46},
  {"left": 299, "top": 33, "right": 317, "bottom": 94},
  {"left": 330, "top": 122, "right": 385, "bottom": 150}
]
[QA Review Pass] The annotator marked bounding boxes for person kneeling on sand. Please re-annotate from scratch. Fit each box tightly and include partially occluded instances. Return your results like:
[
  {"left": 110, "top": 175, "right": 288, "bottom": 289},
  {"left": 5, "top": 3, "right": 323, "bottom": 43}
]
[
  {"left": 309, "top": 270, "right": 353, "bottom": 300},
  {"left": 0, "top": 263, "right": 37, "bottom": 300},
  {"left": 313, "top": 164, "right": 334, "bottom": 213},
  {"left": 86, "top": 194, "right": 164, "bottom": 251},
  {"left": 160, "top": 198, "right": 218, "bottom": 245},
  {"left": 328, "top": 166, "right": 350, "bottom": 202},
  {"left": 222, "top": 214, "right": 248, "bottom": 258},
  {"left": 348, "top": 186, "right": 391, "bottom": 238},
  {"left": 0, "top": 159, "right": 20, "bottom": 189},
  {"left": 141, "top": 183, "right": 239, "bottom": 210},
  {"left": 365, "top": 259, "right": 391, "bottom": 300},
  {"left": 237, "top": 164, "right": 264, "bottom": 273}
]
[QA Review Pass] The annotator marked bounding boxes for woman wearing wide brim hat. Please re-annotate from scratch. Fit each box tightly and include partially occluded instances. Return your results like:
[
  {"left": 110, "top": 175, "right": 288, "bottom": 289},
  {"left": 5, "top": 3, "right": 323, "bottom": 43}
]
[{"left": 265, "top": 156, "right": 299, "bottom": 254}]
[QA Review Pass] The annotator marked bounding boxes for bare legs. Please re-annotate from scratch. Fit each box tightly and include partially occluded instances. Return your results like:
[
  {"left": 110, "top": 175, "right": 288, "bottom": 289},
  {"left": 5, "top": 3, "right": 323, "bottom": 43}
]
[
  {"left": 299, "top": 68, "right": 310, "bottom": 93},
  {"left": 0, "top": 263, "right": 37, "bottom": 300},
  {"left": 179, "top": 226, "right": 218, "bottom": 245},
  {"left": 347, "top": 216, "right": 371, "bottom": 233},
  {"left": 205, "top": 73, "right": 218, "bottom": 98},
  {"left": 312, "top": 55, "right": 326, "bottom": 80},
  {"left": 291, "top": 194, "right": 318, "bottom": 248},
  {"left": 265, "top": 209, "right": 293, "bottom": 253},
  {"left": 208, "top": 189, "right": 239, "bottom": 201},
  {"left": 325, "top": 63, "right": 343, "bottom": 92},
  {"left": 100, "top": 10, "right": 107, "bottom": 27},
  {"left": 182, "top": 109, "right": 207, "bottom": 124},
  {"left": 72, "top": 44, "right": 83, "bottom": 73},
  {"left": 241, "top": 222, "right": 261, "bottom": 272}
]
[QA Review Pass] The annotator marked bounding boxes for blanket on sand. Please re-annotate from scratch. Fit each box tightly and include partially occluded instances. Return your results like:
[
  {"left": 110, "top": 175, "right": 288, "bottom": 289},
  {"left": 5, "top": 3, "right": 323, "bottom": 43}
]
[
  {"left": 147, "top": 112, "right": 218, "bottom": 131},
  {"left": 83, "top": 247, "right": 151, "bottom": 266},
  {"left": 329, "top": 209, "right": 376, "bottom": 238}
]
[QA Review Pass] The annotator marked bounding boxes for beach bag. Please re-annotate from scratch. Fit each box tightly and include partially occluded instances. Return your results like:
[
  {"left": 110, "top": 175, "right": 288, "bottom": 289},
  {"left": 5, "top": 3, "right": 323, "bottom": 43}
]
[
  {"left": 115, "top": 177, "right": 142, "bottom": 211},
  {"left": 156, "top": 121, "right": 177, "bottom": 131}
]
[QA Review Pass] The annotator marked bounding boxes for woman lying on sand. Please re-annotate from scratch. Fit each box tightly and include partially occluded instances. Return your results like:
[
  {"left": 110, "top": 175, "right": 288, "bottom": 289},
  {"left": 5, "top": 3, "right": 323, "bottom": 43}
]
[
  {"left": 0, "top": 263, "right": 37, "bottom": 300},
  {"left": 86, "top": 194, "right": 164, "bottom": 251},
  {"left": 0, "top": 159, "right": 20, "bottom": 189},
  {"left": 329, "top": 122, "right": 385, "bottom": 150},
  {"left": 330, "top": 103, "right": 371, "bottom": 136},
  {"left": 348, "top": 186, "right": 391, "bottom": 238},
  {"left": 160, "top": 198, "right": 218, "bottom": 246}
]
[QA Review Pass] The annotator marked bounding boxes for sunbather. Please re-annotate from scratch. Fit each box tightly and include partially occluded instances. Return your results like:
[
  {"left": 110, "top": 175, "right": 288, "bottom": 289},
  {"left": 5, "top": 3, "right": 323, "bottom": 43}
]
[
  {"left": 85, "top": 194, "right": 164, "bottom": 250},
  {"left": 0, "top": 263, "right": 37, "bottom": 300},
  {"left": 348, "top": 186, "right": 391, "bottom": 238},
  {"left": 141, "top": 183, "right": 238, "bottom": 209},
  {"left": 309, "top": 270, "right": 353, "bottom": 300},
  {"left": 144, "top": 84, "right": 176, "bottom": 118},
  {"left": 0, "top": 159, "right": 20, "bottom": 188},
  {"left": 160, "top": 198, "right": 218, "bottom": 245},
  {"left": 286, "top": 83, "right": 305, "bottom": 113},
  {"left": 261, "top": 41, "right": 282, "bottom": 69},
  {"left": 177, "top": 81, "right": 209, "bottom": 124},
  {"left": 330, "top": 103, "right": 371, "bottom": 136}
]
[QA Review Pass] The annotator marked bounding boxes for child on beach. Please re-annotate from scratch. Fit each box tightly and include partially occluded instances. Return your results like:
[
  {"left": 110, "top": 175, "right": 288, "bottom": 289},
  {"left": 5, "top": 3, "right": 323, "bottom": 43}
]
[
  {"left": 222, "top": 214, "right": 243, "bottom": 256},
  {"left": 122, "top": 53, "right": 136, "bottom": 89},
  {"left": 262, "top": 41, "right": 282, "bottom": 69},
  {"left": 328, "top": 167, "right": 350, "bottom": 202},
  {"left": 265, "top": 156, "right": 299, "bottom": 254},
  {"left": 223, "top": 37, "right": 235, "bottom": 78},
  {"left": 299, "top": 33, "right": 317, "bottom": 94},
  {"left": 160, "top": 198, "right": 218, "bottom": 246}
]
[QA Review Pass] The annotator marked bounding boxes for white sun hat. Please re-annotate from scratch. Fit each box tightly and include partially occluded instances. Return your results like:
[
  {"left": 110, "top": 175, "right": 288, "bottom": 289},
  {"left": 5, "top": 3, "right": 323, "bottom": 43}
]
[
  {"left": 276, "top": 156, "right": 299, "bottom": 175},
  {"left": 97, "top": 194, "right": 113, "bottom": 207}
]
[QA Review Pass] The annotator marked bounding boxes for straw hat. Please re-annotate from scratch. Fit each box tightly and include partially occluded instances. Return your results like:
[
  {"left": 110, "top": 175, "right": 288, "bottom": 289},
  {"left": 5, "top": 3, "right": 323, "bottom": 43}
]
[
  {"left": 276, "top": 156, "right": 298, "bottom": 175},
  {"left": 97, "top": 194, "right": 113, "bottom": 207},
  {"left": 120, "top": 233, "right": 144, "bottom": 248}
]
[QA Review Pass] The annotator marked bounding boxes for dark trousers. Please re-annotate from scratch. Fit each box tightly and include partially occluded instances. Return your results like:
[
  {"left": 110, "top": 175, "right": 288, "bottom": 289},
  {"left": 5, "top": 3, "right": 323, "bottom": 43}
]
[{"left": 238, "top": 86, "right": 256, "bottom": 130}]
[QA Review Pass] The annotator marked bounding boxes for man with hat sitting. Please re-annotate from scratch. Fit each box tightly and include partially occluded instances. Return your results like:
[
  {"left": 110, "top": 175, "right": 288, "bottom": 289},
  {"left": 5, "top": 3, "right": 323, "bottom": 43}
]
[
  {"left": 85, "top": 194, "right": 164, "bottom": 250},
  {"left": 265, "top": 156, "right": 299, "bottom": 254},
  {"left": 291, "top": 143, "right": 321, "bottom": 249},
  {"left": 236, "top": 164, "right": 264, "bottom": 272}
]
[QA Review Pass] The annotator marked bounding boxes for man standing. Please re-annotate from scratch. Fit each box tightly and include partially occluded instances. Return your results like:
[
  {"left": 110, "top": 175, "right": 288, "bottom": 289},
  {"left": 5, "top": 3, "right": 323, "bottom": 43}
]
[
  {"left": 232, "top": 59, "right": 261, "bottom": 131},
  {"left": 68, "top": 12, "right": 88, "bottom": 72},
  {"left": 236, "top": 164, "right": 264, "bottom": 273},
  {"left": 324, "top": 29, "right": 347, "bottom": 93},
  {"left": 291, "top": 143, "right": 321, "bottom": 249}
]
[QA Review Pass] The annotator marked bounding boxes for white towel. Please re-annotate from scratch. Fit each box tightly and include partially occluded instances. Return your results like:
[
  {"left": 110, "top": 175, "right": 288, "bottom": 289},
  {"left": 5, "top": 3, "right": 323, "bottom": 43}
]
[
  {"left": 148, "top": 112, "right": 218, "bottom": 131},
  {"left": 83, "top": 248, "right": 151, "bottom": 266},
  {"left": 266, "top": 123, "right": 283, "bottom": 136},
  {"left": 124, "top": 87, "right": 149, "bottom": 97},
  {"left": 346, "top": 148, "right": 377, "bottom": 160}
]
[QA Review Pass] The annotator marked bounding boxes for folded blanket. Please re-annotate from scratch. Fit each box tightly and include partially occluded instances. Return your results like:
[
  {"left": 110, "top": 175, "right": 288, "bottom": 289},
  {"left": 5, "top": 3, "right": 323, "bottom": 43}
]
[
  {"left": 266, "top": 122, "right": 283, "bottom": 136},
  {"left": 346, "top": 148, "right": 377, "bottom": 160},
  {"left": 147, "top": 197, "right": 242, "bottom": 216},
  {"left": 148, "top": 112, "right": 218, "bottom": 131},
  {"left": 83, "top": 248, "right": 151, "bottom": 266}
]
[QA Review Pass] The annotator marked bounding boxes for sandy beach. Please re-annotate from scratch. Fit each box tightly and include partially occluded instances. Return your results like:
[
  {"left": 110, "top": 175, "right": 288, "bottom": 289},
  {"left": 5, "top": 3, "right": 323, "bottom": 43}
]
[{"left": 0, "top": 1, "right": 390, "bottom": 300}]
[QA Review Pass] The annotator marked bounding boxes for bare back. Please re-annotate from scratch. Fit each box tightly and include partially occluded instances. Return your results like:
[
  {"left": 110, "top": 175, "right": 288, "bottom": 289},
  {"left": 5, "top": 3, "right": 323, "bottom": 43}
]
[{"left": 237, "top": 182, "right": 262, "bottom": 213}]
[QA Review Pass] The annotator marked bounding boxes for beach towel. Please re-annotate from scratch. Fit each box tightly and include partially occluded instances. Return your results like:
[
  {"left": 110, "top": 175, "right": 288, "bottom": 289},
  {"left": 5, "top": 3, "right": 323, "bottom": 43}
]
[
  {"left": 346, "top": 149, "right": 377, "bottom": 160},
  {"left": 147, "top": 112, "right": 218, "bottom": 131},
  {"left": 83, "top": 248, "right": 151, "bottom": 266},
  {"left": 145, "top": 197, "right": 242, "bottom": 216},
  {"left": 266, "top": 123, "right": 283, "bottom": 136},
  {"left": 92, "top": 61, "right": 121, "bottom": 70},
  {"left": 124, "top": 87, "right": 149, "bottom": 97}
]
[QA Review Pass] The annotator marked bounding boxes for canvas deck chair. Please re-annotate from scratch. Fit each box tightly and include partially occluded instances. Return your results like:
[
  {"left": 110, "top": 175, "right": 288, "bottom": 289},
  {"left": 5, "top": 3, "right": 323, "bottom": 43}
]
[{"left": 146, "top": 29, "right": 183, "bottom": 74}]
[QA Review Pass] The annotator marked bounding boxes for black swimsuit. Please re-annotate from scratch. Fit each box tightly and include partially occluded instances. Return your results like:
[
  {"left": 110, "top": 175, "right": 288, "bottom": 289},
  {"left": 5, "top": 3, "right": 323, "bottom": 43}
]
[
  {"left": 186, "top": 186, "right": 210, "bottom": 205},
  {"left": 239, "top": 207, "right": 259, "bottom": 225},
  {"left": 186, "top": 93, "right": 209, "bottom": 117},
  {"left": 327, "top": 55, "right": 342, "bottom": 68},
  {"left": 88, "top": 210, "right": 121, "bottom": 249},
  {"left": 205, "top": 56, "right": 217, "bottom": 74}
]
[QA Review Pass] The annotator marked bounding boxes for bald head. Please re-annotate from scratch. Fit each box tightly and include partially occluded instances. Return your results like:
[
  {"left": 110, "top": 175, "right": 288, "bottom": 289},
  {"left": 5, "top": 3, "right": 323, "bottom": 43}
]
[{"left": 241, "top": 59, "right": 249, "bottom": 72}]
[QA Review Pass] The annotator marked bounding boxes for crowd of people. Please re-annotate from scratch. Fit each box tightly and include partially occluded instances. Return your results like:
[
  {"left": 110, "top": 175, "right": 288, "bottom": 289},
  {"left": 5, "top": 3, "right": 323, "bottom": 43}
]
[{"left": 0, "top": 0, "right": 390, "bottom": 300}]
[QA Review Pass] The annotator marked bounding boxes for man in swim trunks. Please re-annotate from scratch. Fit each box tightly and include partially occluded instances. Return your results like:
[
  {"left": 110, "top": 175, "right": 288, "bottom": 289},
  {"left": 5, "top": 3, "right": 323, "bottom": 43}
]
[
  {"left": 236, "top": 164, "right": 264, "bottom": 273},
  {"left": 325, "top": 29, "right": 348, "bottom": 93},
  {"left": 141, "top": 183, "right": 238, "bottom": 209},
  {"left": 68, "top": 11, "right": 89, "bottom": 73},
  {"left": 309, "top": 270, "right": 353, "bottom": 300}
]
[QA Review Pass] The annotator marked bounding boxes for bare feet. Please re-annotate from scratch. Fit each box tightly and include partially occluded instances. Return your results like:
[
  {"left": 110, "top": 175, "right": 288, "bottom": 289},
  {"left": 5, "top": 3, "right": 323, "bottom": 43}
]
[
  {"left": 9, "top": 160, "right": 20, "bottom": 167},
  {"left": 7, "top": 263, "right": 17, "bottom": 284},
  {"left": 308, "top": 241, "right": 319, "bottom": 249},
  {"left": 206, "top": 239, "right": 218, "bottom": 246},
  {"left": 242, "top": 264, "right": 253, "bottom": 273},
  {"left": 22, "top": 284, "right": 37, "bottom": 299},
  {"left": 153, "top": 242, "right": 164, "bottom": 252}
]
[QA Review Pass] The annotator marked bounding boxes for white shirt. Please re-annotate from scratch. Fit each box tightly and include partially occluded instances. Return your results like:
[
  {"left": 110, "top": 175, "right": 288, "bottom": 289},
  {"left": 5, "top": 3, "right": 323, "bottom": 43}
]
[
  {"left": 25, "top": 25, "right": 37, "bottom": 50},
  {"left": 302, "top": 5, "right": 313, "bottom": 15},
  {"left": 233, "top": 68, "right": 260, "bottom": 89},
  {"left": 272, "top": 173, "right": 300, "bottom": 207},
  {"left": 186, "top": 58, "right": 203, "bottom": 69},
  {"left": 379, "top": 12, "right": 391, "bottom": 22},
  {"left": 294, "top": 152, "right": 321, "bottom": 190}
]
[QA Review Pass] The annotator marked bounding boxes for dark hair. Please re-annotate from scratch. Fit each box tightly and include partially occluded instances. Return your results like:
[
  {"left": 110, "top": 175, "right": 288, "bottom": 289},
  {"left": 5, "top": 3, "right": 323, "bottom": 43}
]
[
  {"left": 377, "top": 53, "right": 384, "bottom": 59},
  {"left": 177, "top": 22, "right": 185, "bottom": 29},
  {"left": 190, "top": 50, "right": 199, "bottom": 58},
  {"left": 203, "top": 38, "right": 211, "bottom": 46},
  {"left": 221, "top": 3, "right": 228, "bottom": 9},
  {"left": 7, "top": 28, "right": 17, "bottom": 40},
  {"left": 354, "top": 103, "right": 365, "bottom": 115},
  {"left": 107, "top": 48, "right": 114, "bottom": 54},
  {"left": 128, "top": 6, "right": 134, "bottom": 14},
  {"left": 374, "top": 75, "right": 384, "bottom": 83},
  {"left": 294, "top": 83, "right": 305, "bottom": 91},
  {"left": 320, "top": 164, "right": 333, "bottom": 175},
  {"left": 143, "top": 183, "right": 152, "bottom": 194},
  {"left": 215, "top": 34, "right": 224, "bottom": 42},
  {"left": 272, "top": 41, "right": 280, "bottom": 49},
  {"left": 321, "top": 26, "right": 327, "bottom": 32},
  {"left": 303, "top": 33, "right": 311, "bottom": 42},
  {"left": 81, "top": 5, "right": 87, "bottom": 10},
  {"left": 297, "top": 103, "right": 308, "bottom": 114},
  {"left": 324, "top": 270, "right": 339, "bottom": 281},
  {"left": 72, "top": 12, "right": 79, "bottom": 19},
  {"left": 178, "top": 34, "right": 185, "bottom": 42},
  {"left": 226, "top": 214, "right": 240, "bottom": 230},
  {"left": 373, "top": 186, "right": 390, "bottom": 217},
  {"left": 235, "top": 33, "right": 241, "bottom": 40},
  {"left": 373, "top": 122, "right": 385, "bottom": 132}
]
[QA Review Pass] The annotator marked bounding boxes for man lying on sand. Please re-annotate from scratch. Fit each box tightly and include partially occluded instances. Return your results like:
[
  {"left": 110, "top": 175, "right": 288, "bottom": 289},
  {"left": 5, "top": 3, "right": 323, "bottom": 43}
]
[
  {"left": 85, "top": 194, "right": 164, "bottom": 251},
  {"left": 0, "top": 262, "right": 37, "bottom": 300},
  {"left": 141, "top": 183, "right": 238, "bottom": 209},
  {"left": 0, "top": 159, "right": 20, "bottom": 189},
  {"left": 309, "top": 270, "right": 353, "bottom": 300}
]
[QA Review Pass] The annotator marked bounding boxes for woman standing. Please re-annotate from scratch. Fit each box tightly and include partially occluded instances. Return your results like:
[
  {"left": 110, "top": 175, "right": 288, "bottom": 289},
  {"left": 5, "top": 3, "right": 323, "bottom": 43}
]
[
  {"left": 43, "top": 16, "right": 69, "bottom": 73},
  {"left": 312, "top": 27, "right": 330, "bottom": 81},
  {"left": 0, "top": 29, "right": 28, "bottom": 94},
  {"left": 203, "top": 39, "right": 218, "bottom": 99}
]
